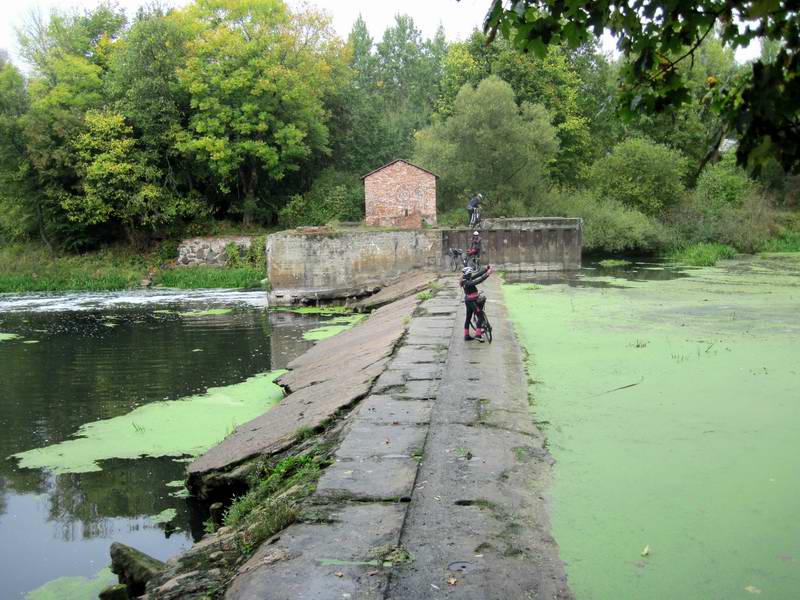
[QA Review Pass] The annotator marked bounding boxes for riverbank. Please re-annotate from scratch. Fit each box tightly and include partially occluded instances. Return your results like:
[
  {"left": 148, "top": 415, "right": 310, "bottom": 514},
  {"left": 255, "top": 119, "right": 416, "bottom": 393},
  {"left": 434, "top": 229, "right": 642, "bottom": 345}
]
[{"left": 0, "top": 244, "right": 266, "bottom": 293}]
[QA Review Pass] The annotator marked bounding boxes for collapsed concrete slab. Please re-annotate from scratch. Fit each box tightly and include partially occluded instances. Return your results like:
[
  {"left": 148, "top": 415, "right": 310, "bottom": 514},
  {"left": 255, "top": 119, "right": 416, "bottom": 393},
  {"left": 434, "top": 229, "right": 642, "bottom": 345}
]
[{"left": 186, "top": 294, "right": 420, "bottom": 497}]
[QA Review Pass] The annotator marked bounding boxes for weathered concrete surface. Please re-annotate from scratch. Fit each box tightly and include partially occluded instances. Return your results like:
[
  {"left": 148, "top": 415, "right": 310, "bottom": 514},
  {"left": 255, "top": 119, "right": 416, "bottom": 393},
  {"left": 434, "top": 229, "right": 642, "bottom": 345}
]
[
  {"left": 187, "top": 294, "right": 419, "bottom": 495},
  {"left": 267, "top": 229, "right": 441, "bottom": 306},
  {"left": 222, "top": 277, "right": 570, "bottom": 599},
  {"left": 385, "top": 276, "right": 572, "bottom": 599},
  {"left": 225, "top": 282, "right": 459, "bottom": 599},
  {"left": 354, "top": 271, "right": 436, "bottom": 311},
  {"left": 443, "top": 218, "right": 582, "bottom": 272},
  {"left": 268, "top": 219, "right": 581, "bottom": 305},
  {"left": 226, "top": 504, "right": 406, "bottom": 600}
]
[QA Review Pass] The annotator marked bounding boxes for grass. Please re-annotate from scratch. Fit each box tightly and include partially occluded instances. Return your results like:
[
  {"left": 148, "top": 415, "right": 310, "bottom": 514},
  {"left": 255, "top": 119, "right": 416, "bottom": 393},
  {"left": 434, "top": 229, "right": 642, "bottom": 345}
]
[
  {"left": 0, "top": 243, "right": 266, "bottom": 293},
  {"left": 668, "top": 243, "right": 737, "bottom": 266},
  {"left": 223, "top": 455, "right": 321, "bottom": 537},
  {"left": 153, "top": 266, "right": 265, "bottom": 289},
  {"left": 598, "top": 259, "right": 632, "bottom": 268},
  {"left": 0, "top": 245, "right": 148, "bottom": 292},
  {"left": 760, "top": 230, "right": 800, "bottom": 253},
  {"left": 416, "top": 290, "right": 434, "bottom": 301}
]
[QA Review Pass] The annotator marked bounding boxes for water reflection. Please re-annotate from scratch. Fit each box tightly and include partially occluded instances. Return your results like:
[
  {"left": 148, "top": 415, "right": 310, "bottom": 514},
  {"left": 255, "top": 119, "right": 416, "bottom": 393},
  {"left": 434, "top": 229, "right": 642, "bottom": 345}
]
[
  {"left": 503, "top": 259, "right": 692, "bottom": 287},
  {"left": 0, "top": 293, "right": 337, "bottom": 598}
]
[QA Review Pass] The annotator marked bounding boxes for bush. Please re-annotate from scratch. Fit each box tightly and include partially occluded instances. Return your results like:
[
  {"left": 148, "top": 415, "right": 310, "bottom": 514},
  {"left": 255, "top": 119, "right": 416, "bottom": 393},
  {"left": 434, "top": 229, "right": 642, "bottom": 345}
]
[
  {"left": 589, "top": 137, "right": 689, "bottom": 216},
  {"left": 543, "top": 190, "right": 669, "bottom": 254},
  {"left": 694, "top": 153, "right": 756, "bottom": 208},
  {"left": 278, "top": 169, "right": 362, "bottom": 228},
  {"left": 668, "top": 190, "right": 775, "bottom": 253}
]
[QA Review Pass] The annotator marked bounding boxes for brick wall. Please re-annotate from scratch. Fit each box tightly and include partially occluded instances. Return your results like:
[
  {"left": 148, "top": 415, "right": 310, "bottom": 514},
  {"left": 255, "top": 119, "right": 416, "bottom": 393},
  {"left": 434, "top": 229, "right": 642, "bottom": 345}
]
[{"left": 364, "top": 160, "right": 437, "bottom": 227}]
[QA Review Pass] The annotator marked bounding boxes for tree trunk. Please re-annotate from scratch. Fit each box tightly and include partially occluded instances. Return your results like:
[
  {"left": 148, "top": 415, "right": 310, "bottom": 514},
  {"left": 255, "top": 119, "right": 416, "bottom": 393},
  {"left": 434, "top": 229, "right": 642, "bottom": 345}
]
[{"left": 242, "top": 165, "right": 258, "bottom": 226}]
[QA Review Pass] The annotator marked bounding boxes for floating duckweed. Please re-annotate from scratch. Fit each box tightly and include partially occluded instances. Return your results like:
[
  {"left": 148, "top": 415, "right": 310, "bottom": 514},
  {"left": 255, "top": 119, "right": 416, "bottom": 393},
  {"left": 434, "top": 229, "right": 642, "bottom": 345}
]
[{"left": 11, "top": 370, "right": 286, "bottom": 474}]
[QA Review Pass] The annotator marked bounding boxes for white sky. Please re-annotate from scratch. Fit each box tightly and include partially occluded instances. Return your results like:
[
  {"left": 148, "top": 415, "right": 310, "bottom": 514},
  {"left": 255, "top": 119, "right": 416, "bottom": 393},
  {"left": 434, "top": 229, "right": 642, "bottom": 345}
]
[{"left": 0, "top": 0, "right": 759, "bottom": 67}]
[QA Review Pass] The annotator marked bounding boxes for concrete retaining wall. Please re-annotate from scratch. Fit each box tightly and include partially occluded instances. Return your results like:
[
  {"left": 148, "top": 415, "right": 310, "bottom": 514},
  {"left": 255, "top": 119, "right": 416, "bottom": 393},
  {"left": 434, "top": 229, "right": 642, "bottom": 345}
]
[
  {"left": 267, "top": 219, "right": 581, "bottom": 305},
  {"left": 177, "top": 236, "right": 254, "bottom": 267},
  {"left": 444, "top": 218, "right": 582, "bottom": 272},
  {"left": 267, "top": 229, "right": 441, "bottom": 305}
]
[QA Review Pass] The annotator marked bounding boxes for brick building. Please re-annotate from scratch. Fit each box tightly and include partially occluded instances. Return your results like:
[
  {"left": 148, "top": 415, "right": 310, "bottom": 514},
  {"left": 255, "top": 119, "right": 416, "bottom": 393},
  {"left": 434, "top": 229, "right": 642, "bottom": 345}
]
[{"left": 362, "top": 159, "right": 437, "bottom": 228}]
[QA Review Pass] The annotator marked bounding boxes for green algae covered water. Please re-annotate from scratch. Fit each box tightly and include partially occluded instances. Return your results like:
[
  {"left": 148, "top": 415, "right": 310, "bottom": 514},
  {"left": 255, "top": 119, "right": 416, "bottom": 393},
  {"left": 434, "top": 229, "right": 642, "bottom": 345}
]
[
  {"left": 0, "top": 289, "right": 353, "bottom": 599},
  {"left": 504, "top": 254, "right": 800, "bottom": 600}
]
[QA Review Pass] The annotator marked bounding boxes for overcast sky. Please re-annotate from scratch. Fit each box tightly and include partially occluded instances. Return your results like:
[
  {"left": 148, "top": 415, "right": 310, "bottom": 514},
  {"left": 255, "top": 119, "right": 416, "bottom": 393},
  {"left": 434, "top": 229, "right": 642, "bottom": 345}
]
[{"left": 0, "top": 0, "right": 758, "bottom": 68}]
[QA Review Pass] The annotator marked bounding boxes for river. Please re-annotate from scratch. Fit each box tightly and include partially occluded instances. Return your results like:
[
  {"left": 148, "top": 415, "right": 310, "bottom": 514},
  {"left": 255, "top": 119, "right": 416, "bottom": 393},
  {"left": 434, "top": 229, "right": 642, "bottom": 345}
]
[
  {"left": 0, "top": 289, "right": 338, "bottom": 598},
  {"left": 505, "top": 253, "right": 800, "bottom": 599}
]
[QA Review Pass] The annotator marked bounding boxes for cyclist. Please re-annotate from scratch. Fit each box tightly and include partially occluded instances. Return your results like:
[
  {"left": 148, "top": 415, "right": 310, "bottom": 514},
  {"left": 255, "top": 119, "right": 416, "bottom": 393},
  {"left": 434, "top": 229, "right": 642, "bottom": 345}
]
[
  {"left": 467, "top": 193, "right": 483, "bottom": 228},
  {"left": 460, "top": 264, "right": 493, "bottom": 342},
  {"left": 466, "top": 230, "right": 481, "bottom": 268}
]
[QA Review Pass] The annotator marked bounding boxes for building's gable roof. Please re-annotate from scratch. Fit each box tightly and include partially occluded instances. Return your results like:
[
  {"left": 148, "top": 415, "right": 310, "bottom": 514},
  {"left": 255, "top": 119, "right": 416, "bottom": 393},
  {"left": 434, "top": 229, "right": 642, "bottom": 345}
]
[{"left": 361, "top": 159, "right": 438, "bottom": 180}]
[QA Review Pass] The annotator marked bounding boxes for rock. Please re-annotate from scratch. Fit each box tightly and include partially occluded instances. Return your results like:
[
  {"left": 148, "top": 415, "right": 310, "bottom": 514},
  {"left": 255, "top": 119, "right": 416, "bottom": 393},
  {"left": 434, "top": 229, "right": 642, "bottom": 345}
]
[
  {"left": 98, "top": 583, "right": 129, "bottom": 600},
  {"left": 110, "top": 542, "right": 166, "bottom": 596},
  {"left": 209, "top": 502, "right": 224, "bottom": 530}
]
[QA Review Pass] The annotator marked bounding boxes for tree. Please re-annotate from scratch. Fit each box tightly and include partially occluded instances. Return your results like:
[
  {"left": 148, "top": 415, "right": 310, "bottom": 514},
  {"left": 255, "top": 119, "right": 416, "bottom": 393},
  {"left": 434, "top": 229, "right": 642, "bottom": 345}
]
[
  {"left": 481, "top": 0, "right": 800, "bottom": 173},
  {"left": 414, "top": 75, "right": 558, "bottom": 215},
  {"left": 436, "top": 32, "right": 596, "bottom": 185},
  {"left": 17, "top": 2, "right": 126, "bottom": 77},
  {"left": 174, "top": 0, "right": 340, "bottom": 224},
  {"left": 62, "top": 111, "right": 201, "bottom": 243},
  {"left": 589, "top": 137, "right": 689, "bottom": 216},
  {"left": 0, "top": 59, "right": 35, "bottom": 242},
  {"left": 107, "top": 6, "right": 191, "bottom": 178}
]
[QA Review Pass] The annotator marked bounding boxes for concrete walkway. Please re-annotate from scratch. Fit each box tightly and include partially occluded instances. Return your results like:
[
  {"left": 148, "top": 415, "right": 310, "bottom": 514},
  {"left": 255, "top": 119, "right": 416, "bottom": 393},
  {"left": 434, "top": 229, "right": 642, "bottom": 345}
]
[{"left": 226, "top": 277, "right": 570, "bottom": 599}]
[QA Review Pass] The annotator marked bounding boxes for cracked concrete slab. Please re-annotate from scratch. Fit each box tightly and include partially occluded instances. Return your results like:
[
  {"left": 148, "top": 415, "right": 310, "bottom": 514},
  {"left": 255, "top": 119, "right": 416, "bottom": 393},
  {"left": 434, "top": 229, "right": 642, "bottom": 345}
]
[
  {"left": 335, "top": 423, "right": 427, "bottom": 459},
  {"left": 356, "top": 396, "right": 433, "bottom": 425},
  {"left": 225, "top": 503, "right": 406, "bottom": 600},
  {"left": 315, "top": 457, "right": 421, "bottom": 501}
]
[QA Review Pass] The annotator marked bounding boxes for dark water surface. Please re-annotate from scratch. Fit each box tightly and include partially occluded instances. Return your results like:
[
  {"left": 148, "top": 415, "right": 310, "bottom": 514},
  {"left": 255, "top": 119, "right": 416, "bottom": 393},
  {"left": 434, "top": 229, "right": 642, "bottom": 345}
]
[{"left": 0, "top": 290, "right": 326, "bottom": 598}]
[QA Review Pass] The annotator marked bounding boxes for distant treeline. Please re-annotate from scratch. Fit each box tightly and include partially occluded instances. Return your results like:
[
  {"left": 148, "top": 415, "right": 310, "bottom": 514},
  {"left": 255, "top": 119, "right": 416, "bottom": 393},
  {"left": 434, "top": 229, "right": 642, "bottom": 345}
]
[{"left": 0, "top": 0, "right": 797, "bottom": 254}]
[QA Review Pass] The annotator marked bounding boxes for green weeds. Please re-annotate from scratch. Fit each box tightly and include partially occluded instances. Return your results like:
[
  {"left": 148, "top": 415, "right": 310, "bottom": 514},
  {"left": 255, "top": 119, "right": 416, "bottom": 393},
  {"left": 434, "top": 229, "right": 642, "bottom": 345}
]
[
  {"left": 598, "top": 259, "right": 632, "bottom": 268},
  {"left": 668, "top": 243, "right": 737, "bottom": 266},
  {"left": 153, "top": 266, "right": 265, "bottom": 289}
]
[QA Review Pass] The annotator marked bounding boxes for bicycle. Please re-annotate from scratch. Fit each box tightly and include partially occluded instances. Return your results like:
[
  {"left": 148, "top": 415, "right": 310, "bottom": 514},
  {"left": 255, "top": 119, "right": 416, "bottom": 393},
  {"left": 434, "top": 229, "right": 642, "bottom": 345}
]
[
  {"left": 447, "top": 247, "right": 467, "bottom": 271},
  {"left": 468, "top": 293, "right": 493, "bottom": 343},
  {"left": 468, "top": 206, "right": 481, "bottom": 229}
]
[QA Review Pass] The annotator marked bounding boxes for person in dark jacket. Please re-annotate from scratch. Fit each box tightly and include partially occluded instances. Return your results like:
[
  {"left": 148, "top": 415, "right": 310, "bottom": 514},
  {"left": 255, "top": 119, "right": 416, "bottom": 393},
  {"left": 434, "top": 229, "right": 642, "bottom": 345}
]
[
  {"left": 467, "top": 193, "right": 482, "bottom": 227},
  {"left": 467, "top": 230, "right": 481, "bottom": 267},
  {"left": 460, "top": 264, "right": 492, "bottom": 341}
]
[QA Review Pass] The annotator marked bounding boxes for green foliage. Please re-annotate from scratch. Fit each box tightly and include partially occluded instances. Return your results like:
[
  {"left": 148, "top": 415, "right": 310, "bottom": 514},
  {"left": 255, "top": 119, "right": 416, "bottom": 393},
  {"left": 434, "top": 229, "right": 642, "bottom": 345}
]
[
  {"left": 760, "top": 230, "right": 800, "bottom": 253},
  {"left": 152, "top": 266, "right": 265, "bottom": 289},
  {"left": 598, "top": 259, "right": 632, "bottom": 268},
  {"left": 175, "top": 0, "right": 340, "bottom": 224},
  {"left": 64, "top": 110, "right": 202, "bottom": 238},
  {"left": 414, "top": 76, "right": 558, "bottom": 215},
  {"left": 223, "top": 453, "right": 321, "bottom": 542},
  {"left": 278, "top": 169, "right": 362, "bottom": 228},
  {"left": 589, "top": 138, "right": 689, "bottom": 216},
  {"left": 695, "top": 153, "right": 756, "bottom": 208},
  {"left": 436, "top": 33, "right": 597, "bottom": 184},
  {"left": 416, "top": 290, "right": 433, "bottom": 301},
  {"left": 669, "top": 189, "right": 775, "bottom": 253},
  {"left": 484, "top": 1, "right": 800, "bottom": 173},
  {"left": 669, "top": 243, "right": 737, "bottom": 266},
  {"left": 543, "top": 190, "right": 668, "bottom": 254},
  {"left": 0, "top": 245, "right": 147, "bottom": 292}
]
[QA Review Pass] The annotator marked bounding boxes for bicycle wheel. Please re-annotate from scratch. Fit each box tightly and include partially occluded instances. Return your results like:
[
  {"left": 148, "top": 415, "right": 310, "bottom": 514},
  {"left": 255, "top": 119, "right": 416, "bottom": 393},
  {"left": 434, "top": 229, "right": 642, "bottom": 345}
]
[{"left": 483, "top": 317, "right": 493, "bottom": 343}]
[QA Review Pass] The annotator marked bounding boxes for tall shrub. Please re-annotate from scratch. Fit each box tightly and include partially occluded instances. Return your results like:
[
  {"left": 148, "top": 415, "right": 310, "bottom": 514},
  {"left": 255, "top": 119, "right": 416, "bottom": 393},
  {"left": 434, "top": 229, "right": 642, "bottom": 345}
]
[{"left": 589, "top": 138, "right": 689, "bottom": 216}]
